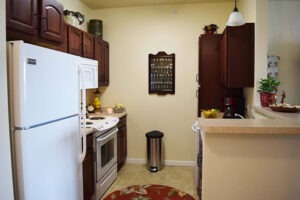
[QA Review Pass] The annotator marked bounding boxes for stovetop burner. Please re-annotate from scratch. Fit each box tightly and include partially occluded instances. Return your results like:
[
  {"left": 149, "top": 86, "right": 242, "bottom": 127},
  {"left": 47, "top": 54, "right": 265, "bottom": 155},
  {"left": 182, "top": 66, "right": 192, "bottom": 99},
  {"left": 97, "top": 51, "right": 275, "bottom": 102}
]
[{"left": 89, "top": 117, "right": 105, "bottom": 120}]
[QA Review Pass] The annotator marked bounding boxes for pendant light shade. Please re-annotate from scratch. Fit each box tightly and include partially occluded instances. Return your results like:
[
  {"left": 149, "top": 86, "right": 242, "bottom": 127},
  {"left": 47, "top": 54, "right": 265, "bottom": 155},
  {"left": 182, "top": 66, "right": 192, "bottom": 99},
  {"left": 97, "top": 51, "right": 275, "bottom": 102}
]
[{"left": 227, "top": 0, "right": 245, "bottom": 26}]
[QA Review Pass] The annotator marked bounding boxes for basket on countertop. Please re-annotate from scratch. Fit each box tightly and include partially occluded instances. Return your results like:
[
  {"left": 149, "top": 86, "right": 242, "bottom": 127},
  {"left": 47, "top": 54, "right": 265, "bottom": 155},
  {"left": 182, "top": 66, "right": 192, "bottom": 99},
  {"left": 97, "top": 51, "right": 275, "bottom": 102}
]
[{"left": 114, "top": 104, "right": 125, "bottom": 113}]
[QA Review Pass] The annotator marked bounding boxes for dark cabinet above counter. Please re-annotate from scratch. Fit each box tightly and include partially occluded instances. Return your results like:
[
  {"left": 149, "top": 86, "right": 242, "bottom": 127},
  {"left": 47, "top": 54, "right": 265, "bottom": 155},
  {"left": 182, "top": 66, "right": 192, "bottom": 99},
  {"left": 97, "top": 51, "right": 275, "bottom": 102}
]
[
  {"left": 66, "top": 25, "right": 94, "bottom": 59},
  {"left": 198, "top": 34, "right": 243, "bottom": 117},
  {"left": 220, "top": 23, "right": 255, "bottom": 88},
  {"left": 6, "top": 0, "right": 64, "bottom": 49},
  {"left": 94, "top": 39, "right": 109, "bottom": 86},
  {"left": 6, "top": 0, "right": 110, "bottom": 88},
  {"left": 197, "top": 23, "right": 254, "bottom": 117}
]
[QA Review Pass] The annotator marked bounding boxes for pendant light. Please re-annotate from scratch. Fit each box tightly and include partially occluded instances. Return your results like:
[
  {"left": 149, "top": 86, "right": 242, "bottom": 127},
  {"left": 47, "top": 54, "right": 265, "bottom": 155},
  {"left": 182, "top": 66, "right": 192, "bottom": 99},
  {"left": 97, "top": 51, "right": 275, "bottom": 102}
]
[{"left": 227, "top": 0, "right": 245, "bottom": 26}]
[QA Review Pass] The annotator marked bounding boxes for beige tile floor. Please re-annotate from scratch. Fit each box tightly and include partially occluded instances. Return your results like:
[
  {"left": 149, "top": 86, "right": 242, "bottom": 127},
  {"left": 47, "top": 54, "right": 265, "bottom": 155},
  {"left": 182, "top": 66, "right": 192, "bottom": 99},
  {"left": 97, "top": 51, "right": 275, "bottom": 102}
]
[{"left": 101, "top": 163, "right": 198, "bottom": 199}]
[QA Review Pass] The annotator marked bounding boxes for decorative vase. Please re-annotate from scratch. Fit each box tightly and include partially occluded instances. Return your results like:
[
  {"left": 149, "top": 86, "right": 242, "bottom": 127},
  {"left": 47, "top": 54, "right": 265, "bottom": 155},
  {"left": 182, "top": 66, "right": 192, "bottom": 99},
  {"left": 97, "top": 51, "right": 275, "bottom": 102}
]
[
  {"left": 65, "top": 15, "right": 79, "bottom": 27},
  {"left": 259, "top": 92, "right": 274, "bottom": 107}
]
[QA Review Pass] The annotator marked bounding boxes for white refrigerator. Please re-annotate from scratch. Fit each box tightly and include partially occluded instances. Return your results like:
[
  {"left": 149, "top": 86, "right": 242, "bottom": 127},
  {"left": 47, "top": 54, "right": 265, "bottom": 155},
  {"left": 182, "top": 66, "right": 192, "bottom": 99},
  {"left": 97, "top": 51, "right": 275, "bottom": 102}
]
[{"left": 7, "top": 41, "right": 98, "bottom": 200}]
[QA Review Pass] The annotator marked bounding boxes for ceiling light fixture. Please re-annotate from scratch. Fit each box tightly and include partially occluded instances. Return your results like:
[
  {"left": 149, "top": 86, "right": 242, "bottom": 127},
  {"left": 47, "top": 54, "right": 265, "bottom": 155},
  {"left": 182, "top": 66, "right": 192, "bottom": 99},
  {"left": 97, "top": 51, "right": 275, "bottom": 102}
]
[{"left": 227, "top": 0, "right": 245, "bottom": 26}]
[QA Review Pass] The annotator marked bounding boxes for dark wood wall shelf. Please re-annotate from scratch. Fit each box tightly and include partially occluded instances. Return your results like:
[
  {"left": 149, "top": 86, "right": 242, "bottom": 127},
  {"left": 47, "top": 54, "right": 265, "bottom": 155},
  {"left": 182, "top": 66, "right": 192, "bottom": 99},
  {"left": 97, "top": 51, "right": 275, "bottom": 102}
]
[{"left": 148, "top": 51, "right": 175, "bottom": 94}]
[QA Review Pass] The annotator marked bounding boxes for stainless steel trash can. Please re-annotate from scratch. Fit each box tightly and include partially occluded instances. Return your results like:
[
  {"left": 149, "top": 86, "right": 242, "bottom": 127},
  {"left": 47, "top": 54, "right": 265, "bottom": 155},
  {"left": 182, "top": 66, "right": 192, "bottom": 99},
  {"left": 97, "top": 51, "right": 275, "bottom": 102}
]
[{"left": 146, "top": 131, "right": 164, "bottom": 172}]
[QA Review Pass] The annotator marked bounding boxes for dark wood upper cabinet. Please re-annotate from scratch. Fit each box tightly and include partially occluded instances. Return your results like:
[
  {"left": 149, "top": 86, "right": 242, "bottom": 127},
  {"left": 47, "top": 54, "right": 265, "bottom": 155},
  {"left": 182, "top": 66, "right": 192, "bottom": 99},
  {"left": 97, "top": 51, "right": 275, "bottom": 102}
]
[
  {"left": 220, "top": 23, "right": 255, "bottom": 88},
  {"left": 102, "top": 41, "right": 109, "bottom": 86},
  {"left": 40, "top": 0, "right": 64, "bottom": 43},
  {"left": 6, "top": 0, "right": 65, "bottom": 50},
  {"left": 67, "top": 25, "right": 94, "bottom": 59},
  {"left": 94, "top": 38, "right": 109, "bottom": 86},
  {"left": 6, "top": 0, "right": 38, "bottom": 36},
  {"left": 67, "top": 25, "right": 82, "bottom": 56},
  {"left": 82, "top": 32, "right": 94, "bottom": 59},
  {"left": 198, "top": 34, "right": 243, "bottom": 117}
]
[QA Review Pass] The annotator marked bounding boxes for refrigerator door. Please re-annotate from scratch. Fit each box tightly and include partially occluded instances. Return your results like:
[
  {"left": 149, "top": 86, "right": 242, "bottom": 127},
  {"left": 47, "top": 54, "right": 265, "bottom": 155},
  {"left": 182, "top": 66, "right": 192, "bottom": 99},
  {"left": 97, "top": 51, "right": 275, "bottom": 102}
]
[
  {"left": 13, "top": 116, "right": 83, "bottom": 200},
  {"left": 8, "top": 41, "right": 80, "bottom": 129}
]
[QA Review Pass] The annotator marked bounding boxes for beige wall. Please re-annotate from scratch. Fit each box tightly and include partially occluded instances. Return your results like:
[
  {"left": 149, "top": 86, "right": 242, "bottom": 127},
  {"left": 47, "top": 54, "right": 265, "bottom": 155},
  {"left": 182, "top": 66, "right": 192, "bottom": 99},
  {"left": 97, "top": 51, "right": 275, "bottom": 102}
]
[
  {"left": 89, "top": 3, "right": 233, "bottom": 162},
  {"left": 268, "top": 1, "right": 300, "bottom": 105},
  {"left": 202, "top": 133, "right": 300, "bottom": 200},
  {"left": 0, "top": 0, "right": 14, "bottom": 199},
  {"left": 240, "top": 0, "right": 269, "bottom": 109}
]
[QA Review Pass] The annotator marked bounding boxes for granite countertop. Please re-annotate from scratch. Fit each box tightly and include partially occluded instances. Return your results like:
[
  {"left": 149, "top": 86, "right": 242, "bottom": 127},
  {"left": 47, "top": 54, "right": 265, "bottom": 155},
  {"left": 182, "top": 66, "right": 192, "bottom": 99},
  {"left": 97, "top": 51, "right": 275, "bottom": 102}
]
[{"left": 198, "top": 118, "right": 300, "bottom": 134}]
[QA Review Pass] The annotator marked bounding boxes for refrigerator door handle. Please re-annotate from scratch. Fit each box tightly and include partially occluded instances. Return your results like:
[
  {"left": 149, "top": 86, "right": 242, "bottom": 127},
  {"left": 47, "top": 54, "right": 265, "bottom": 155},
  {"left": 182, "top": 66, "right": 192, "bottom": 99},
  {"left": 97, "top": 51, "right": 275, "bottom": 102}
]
[{"left": 79, "top": 66, "right": 87, "bottom": 163}]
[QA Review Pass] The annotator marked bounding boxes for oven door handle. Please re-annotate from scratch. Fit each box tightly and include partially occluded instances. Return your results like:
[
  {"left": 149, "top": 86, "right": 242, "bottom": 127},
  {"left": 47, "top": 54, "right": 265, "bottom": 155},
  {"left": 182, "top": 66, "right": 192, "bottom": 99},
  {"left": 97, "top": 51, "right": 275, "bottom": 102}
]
[{"left": 97, "top": 128, "right": 118, "bottom": 142}]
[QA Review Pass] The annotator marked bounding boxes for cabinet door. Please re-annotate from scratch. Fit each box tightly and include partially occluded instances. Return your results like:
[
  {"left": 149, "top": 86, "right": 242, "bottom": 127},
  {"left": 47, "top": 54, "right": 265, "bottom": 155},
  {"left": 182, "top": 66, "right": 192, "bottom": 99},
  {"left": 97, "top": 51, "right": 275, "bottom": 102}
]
[
  {"left": 102, "top": 41, "right": 109, "bottom": 85},
  {"left": 41, "top": 0, "right": 64, "bottom": 43},
  {"left": 6, "top": 0, "right": 38, "bottom": 36},
  {"left": 67, "top": 25, "right": 82, "bottom": 56},
  {"left": 83, "top": 32, "right": 94, "bottom": 59},
  {"left": 117, "top": 123, "right": 127, "bottom": 171},
  {"left": 221, "top": 23, "right": 254, "bottom": 87},
  {"left": 198, "top": 34, "right": 243, "bottom": 117},
  {"left": 82, "top": 134, "right": 95, "bottom": 200},
  {"left": 95, "top": 39, "right": 109, "bottom": 86},
  {"left": 94, "top": 38, "right": 103, "bottom": 87}
]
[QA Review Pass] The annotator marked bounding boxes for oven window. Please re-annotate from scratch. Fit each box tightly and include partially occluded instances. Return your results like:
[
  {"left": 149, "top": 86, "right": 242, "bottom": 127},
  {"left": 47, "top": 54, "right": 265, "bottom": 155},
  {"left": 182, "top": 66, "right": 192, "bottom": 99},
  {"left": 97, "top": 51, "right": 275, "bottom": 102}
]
[{"left": 101, "top": 138, "right": 115, "bottom": 168}]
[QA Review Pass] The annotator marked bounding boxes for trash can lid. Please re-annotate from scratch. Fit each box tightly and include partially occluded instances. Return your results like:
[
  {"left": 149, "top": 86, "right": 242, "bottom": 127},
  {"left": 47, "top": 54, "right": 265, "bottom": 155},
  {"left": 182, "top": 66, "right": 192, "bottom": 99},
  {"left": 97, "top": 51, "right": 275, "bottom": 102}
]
[{"left": 145, "top": 130, "right": 164, "bottom": 138}]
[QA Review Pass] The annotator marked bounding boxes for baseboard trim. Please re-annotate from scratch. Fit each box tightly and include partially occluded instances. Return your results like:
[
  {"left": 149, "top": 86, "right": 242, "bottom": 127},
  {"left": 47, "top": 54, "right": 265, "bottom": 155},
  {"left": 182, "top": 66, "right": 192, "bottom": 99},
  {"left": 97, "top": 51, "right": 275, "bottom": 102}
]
[{"left": 127, "top": 158, "right": 196, "bottom": 167}]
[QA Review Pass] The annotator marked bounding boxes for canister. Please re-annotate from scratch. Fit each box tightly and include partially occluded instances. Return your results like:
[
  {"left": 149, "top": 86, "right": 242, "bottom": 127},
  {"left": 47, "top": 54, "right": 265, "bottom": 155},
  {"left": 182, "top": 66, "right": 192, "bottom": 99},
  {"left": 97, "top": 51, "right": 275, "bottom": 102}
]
[{"left": 88, "top": 19, "right": 103, "bottom": 39}]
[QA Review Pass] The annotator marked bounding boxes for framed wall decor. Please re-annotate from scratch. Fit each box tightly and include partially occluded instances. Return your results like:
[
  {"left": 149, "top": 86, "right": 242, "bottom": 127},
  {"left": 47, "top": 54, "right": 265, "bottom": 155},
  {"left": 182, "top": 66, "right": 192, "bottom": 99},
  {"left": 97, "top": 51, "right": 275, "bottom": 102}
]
[{"left": 148, "top": 51, "right": 175, "bottom": 94}]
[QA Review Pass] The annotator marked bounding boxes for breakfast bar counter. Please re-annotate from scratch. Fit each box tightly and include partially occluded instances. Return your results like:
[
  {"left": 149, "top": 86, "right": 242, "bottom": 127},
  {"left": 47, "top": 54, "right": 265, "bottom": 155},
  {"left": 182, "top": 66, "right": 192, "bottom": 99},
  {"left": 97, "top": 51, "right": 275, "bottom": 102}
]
[
  {"left": 197, "top": 118, "right": 300, "bottom": 200},
  {"left": 254, "top": 105, "right": 300, "bottom": 119},
  {"left": 198, "top": 118, "right": 300, "bottom": 134}
]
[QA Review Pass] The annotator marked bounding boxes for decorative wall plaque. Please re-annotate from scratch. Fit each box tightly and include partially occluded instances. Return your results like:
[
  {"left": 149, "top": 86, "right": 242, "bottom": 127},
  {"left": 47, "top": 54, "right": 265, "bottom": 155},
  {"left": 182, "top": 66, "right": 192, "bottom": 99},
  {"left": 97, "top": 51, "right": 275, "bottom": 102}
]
[{"left": 148, "top": 51, "right": 175, "bottom": 94}]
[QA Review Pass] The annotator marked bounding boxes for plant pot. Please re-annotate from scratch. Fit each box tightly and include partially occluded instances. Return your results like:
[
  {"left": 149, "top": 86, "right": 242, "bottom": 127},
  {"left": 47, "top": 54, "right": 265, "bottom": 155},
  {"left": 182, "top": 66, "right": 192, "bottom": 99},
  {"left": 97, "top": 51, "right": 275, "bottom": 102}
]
[{"left": 259, "top": 92, "right": 274, "bottom": 107}]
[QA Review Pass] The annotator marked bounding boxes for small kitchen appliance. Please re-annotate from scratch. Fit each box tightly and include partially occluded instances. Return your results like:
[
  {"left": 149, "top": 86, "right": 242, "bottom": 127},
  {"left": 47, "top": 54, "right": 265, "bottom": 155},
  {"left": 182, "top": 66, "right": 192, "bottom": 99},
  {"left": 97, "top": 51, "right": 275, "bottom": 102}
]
[{"left": 223, "top": 97, "right": 245, "bottom": 118}]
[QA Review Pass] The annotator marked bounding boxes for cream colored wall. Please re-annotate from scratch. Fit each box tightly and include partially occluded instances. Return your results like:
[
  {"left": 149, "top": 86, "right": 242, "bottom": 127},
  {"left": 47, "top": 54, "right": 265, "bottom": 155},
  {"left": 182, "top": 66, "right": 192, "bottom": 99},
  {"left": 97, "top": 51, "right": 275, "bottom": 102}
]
[
  {"left": 202, "top": 133, "right": 300, "bottom": 200},
  {"left": 239, "top": 0, "right": 255, "bottom": 110},
  {"left": 239, "top": 0, "right": 269, "bottom": 109},
  {"left": 58, "top": 0, "right": 92, "bottom": 31},
  {"left": 268, "top": 1, "right": 300, "bottom": 105},
  {"left": 0, "top": 0, "right": 14, "bottom": 199},
  {"left": 89, "top": 3, "right": 233, "bottom": 162}
]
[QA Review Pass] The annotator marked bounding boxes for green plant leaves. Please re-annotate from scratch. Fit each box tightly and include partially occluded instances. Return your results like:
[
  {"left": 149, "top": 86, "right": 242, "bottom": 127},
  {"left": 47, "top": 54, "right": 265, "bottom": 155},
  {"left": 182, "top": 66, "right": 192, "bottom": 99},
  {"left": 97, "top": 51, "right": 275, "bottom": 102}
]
[{"left": 257, "top": 77, "right": 280, "bottom": 93}]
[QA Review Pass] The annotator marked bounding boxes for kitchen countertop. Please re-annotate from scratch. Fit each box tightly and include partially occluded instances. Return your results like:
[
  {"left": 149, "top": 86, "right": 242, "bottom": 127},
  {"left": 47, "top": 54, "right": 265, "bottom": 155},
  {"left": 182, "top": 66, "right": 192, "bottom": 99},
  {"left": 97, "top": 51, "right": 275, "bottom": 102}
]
[
  {"left": 254, "top": 105, "right": 300, "bottom": 119},
  {"left": 90, "top": 109, "right": 127, "bottom": 119},
  {"left": 198, "top": 118, "right": 300, "bottom": 134}
]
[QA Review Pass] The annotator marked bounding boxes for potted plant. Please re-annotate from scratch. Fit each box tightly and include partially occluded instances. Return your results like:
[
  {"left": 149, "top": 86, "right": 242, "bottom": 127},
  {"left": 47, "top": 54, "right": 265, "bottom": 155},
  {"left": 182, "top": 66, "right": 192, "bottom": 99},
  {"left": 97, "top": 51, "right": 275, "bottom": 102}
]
[{"left": 257, "top": 76, "right": 280, "bottom": 107}]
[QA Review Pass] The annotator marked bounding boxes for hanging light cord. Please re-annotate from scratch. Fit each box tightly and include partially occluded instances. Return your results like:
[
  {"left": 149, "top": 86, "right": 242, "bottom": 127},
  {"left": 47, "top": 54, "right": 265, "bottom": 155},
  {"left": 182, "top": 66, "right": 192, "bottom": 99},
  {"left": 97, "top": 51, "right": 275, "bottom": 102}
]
[{"left": 233, "top": 0, "right": 238, "bottom": 12}]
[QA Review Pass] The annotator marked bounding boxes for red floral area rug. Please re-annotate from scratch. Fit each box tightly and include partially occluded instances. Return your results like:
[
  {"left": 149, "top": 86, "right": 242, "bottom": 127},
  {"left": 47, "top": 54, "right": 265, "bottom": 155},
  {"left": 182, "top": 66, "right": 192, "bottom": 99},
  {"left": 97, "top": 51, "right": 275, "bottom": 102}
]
[{"left": 103, "top": 184, "right": 195, "bottom": 200}]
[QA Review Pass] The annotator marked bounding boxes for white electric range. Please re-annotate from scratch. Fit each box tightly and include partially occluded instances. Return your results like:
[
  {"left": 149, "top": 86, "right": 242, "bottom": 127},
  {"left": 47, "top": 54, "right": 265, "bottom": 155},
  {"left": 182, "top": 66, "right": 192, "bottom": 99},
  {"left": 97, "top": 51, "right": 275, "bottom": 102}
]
[{"left": 82, "top": 115, "right": 119, "bottom": 199}]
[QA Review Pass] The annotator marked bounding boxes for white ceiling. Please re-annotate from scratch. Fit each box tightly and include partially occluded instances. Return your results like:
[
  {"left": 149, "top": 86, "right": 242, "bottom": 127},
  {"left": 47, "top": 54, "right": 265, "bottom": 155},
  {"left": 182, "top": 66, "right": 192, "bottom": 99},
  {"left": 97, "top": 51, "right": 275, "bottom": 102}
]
[
  {"left": 80, "top": 0, "right": 299, "bottom": 9},
  {"left": 79, "top": 0, "right": 232, "bottom": 9}
]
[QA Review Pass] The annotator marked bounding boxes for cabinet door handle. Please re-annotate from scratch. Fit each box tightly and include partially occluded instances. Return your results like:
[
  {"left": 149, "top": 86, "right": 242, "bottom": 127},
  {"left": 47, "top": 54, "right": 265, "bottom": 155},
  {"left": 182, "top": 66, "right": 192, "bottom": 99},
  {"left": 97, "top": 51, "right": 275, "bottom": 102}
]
[{"left": 196, "top": 90, "right": 199, "bottom": 98}]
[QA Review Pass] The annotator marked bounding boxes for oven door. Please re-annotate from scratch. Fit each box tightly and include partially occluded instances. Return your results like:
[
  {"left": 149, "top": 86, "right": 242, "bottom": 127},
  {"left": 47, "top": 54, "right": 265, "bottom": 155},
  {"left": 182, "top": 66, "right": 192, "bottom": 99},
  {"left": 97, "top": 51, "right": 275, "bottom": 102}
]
[{"left": 96, "top": 127, "right": 118, "bottom": 182}]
